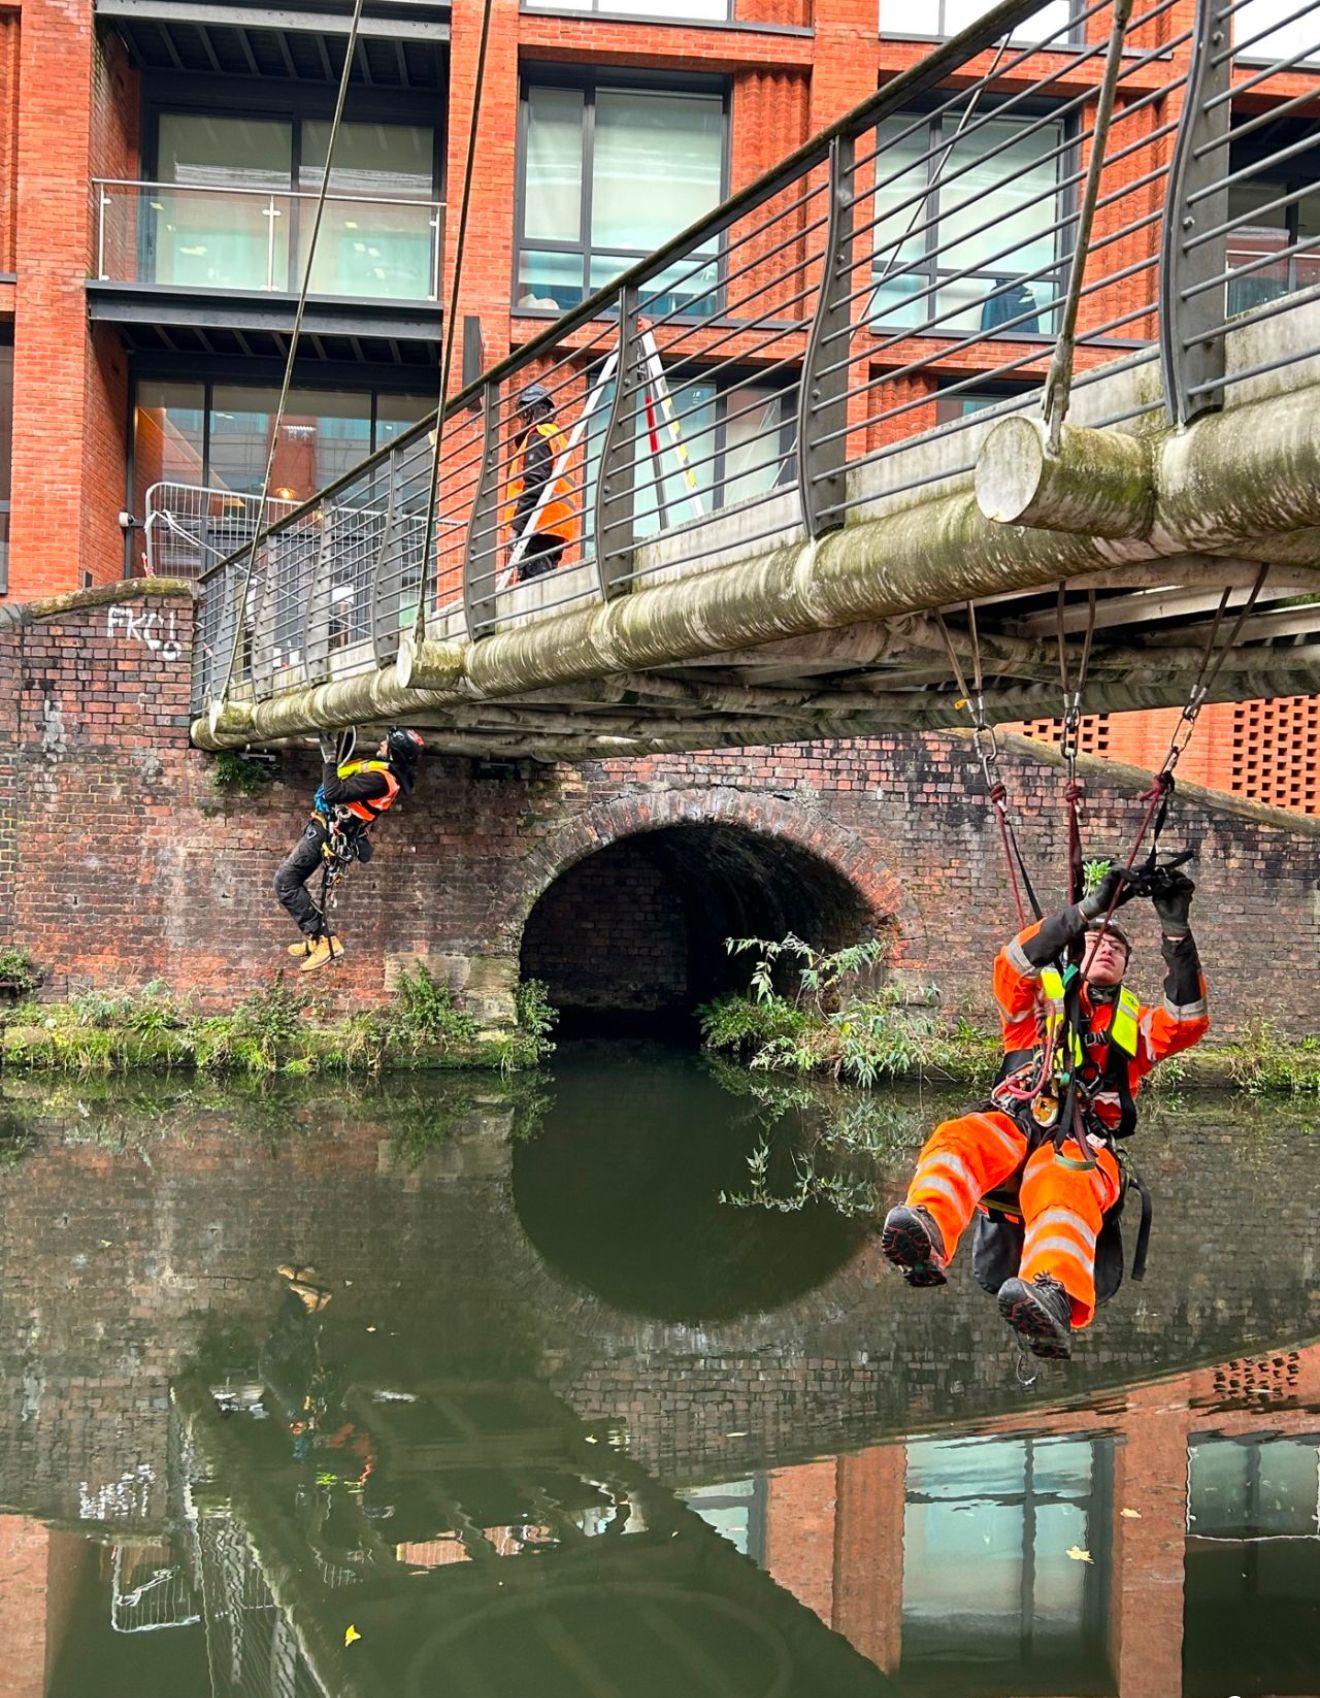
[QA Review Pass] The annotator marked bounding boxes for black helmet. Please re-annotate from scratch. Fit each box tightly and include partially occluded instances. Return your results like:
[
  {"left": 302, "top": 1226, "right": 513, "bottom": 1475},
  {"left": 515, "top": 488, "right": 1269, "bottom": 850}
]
[
  {"left": 1085, "top": 916, "right": 1132, "bottom": 956},
  {"left": 517, "top": 381, "right": 552, "bottom": 413},
  {"left": 386, "top": 727, "right": 424, "bottom": 767}
]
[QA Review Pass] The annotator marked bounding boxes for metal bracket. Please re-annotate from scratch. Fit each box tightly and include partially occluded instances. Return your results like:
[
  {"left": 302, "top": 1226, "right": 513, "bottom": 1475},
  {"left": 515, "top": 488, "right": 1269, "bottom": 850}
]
[
  {"left": 462, "top": 382, "right": 503, "bottom": 641},
  {"left": 798, "top": 134, "right": 854, "bottom": 538},
  {"left": 594, "top": 287, "right": 646, "bottom": 599},
  {"left": 1158, "top": 0, "right": 1231, "bottom": 428}
]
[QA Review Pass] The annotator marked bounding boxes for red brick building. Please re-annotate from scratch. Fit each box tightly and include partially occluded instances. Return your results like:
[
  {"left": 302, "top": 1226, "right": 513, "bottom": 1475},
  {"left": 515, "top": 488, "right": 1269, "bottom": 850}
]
[{"left": 0, "top": 0, "right": 1316, "bottom": 803}]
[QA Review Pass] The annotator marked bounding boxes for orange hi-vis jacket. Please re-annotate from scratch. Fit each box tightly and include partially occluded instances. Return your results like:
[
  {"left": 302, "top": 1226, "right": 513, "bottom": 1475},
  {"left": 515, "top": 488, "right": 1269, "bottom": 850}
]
[
  {"left": 335, "top": 759, "right": 400, "bottom": 827},
  {"left": 502, "top": 419, "right": 577, "bottom": 543},
  {"left": 991, "top": 911, "right": 1210, "bottom": 1136}
]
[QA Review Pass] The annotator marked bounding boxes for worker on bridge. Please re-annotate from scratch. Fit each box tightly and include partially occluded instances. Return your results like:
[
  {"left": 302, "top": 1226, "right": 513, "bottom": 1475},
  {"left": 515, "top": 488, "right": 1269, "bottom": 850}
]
[
  {"left": 276, "top": 726, "right": 424, "bottom": 971},
  {"left": 880, "top": 867, "right": 1208, "bottom": 1359},
  {"left": 503, "top": 382, "right": 577, "bottom": 584}
]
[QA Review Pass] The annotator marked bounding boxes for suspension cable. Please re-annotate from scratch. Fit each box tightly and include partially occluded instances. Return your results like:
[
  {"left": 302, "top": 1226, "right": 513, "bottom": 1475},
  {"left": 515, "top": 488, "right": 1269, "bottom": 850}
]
[
  {"left": 219, "top": 0, "right": 368, "bottom": 704},
  {"left": 413, "top": 0, "right": 498, "bottom": 643},
  {"left": 1056, "top": 584, "right": 1097, "bottom": 907}
]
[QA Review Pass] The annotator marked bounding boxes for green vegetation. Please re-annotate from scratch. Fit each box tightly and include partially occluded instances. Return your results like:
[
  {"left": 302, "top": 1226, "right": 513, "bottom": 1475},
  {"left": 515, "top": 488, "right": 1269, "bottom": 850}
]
[
  {"left": 208, "top": 750, "right": 274, "bottom": 796},
  {"left": 0, "top": 969, "right": 558, "bottom": 1078},
  {"left": 699, "top": 933, "right": 999, "bottom": 1089},
  {"left": 1223, "top": 1022, "right": 1320, "bottom": 1096},
  {"left": 0, "top": 947, "right": 41, "bottom": 997}
]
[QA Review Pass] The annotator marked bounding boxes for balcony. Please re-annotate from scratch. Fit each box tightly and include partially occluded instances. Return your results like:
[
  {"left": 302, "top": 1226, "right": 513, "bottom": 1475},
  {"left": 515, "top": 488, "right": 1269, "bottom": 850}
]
[{"left": 88, "top": 179, "right": 444, "bottom": 363}]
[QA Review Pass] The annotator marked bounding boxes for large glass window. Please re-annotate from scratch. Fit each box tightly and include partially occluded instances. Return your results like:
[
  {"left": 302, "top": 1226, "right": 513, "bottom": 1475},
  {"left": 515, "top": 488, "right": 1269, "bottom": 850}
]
[
  {"left": 133, "top": 380, "right": 429, "bottom": 511},
  {"left": 533, "top": 0, "right": 729, "bottom": 14},
  {"left": 900, "top": 1435, "right": 1111, "bottom": 1693},
  {"left": 146, "top": 113, "right": 437, "bottom": 299},
  {"left": 518, "top": 81, "right": 725, "bottom": 315},
  {"left": 0, "top": 342, "right": 11, "bottom": 593},
  {"left": 1233, "top": 0, "right": 1320, "bottom": 65},
  {"left": 1225, "top": 137, "right": 1320, "bottom": 318},
  {"left": 879, "top": 0, "right": 1075, "bottom": 44},
  {"left": 870, "top": 108, "right": 1066, "bottom": 338}
]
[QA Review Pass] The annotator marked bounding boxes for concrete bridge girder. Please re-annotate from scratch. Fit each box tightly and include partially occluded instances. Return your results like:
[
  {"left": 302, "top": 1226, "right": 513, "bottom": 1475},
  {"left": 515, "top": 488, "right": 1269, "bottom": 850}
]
[{"left": 193, "top": 305, "right": 1320, "bottom": 758}]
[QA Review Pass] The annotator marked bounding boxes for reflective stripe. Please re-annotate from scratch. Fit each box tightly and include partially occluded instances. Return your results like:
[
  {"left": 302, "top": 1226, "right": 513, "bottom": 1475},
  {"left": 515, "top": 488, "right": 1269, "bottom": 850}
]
[
  {"left": 1028, "top": 1209, "right": 1097, "bottom": 1252},
  {"left": 921, "top": 1151, "right": 977, "bottom": 1188},
  {"left": 1006, "top": 937, "right": 1039, "bottom": 978},
  {"left": 1163, "top": 996, "right": 1208, "bottom": 1020},
  {"left": 968, "top": 1114, "right": 1026, "bottom": 1163},
  {"left": 910, "top": 1173, "right": 972, "bottom": 1213},
  {"left": 1023, "top": 1235, "right": 1096, "bottom": 1267}
]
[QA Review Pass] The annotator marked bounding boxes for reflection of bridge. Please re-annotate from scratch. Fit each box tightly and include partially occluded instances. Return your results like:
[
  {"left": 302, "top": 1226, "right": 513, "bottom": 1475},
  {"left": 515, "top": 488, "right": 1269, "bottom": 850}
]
[{"left": 193, "top": 0, "right": 1320, "bottom": 757}]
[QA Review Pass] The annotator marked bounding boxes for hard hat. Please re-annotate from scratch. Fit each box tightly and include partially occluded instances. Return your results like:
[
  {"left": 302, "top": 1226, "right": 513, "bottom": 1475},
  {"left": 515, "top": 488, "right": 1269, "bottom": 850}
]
[
  {"left": 517, "top": 382, "right": 553, "bottom": 412},
  {"left": 1085, "top": 915, "right": 1132, "bottom": 955}
]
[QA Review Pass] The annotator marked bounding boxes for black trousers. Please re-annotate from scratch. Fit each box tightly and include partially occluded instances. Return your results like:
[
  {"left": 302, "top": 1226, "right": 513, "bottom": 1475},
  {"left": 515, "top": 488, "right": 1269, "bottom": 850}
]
[
  {"left": 275, "top": 819, "right": 331, "bottom": 936},
  {"left": 516, "top": 532, "right": 564, "bottom": 584}
]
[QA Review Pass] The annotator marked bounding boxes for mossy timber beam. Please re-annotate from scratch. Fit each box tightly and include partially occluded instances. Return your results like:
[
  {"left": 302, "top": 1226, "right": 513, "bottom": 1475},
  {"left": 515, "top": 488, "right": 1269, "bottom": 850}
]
[{"left": 193, "top": 371, "right": 1320, "bottom": 754}]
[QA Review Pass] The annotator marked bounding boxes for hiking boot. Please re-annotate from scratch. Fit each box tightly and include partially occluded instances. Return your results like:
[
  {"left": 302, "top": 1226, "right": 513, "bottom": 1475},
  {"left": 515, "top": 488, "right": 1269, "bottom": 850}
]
[
  {"left": 287, "top": 938, "right": 315, "bottom": 958},
  {"left": 997, "top": 1273, "right": 1073, "bottom": 1359},
  {"left": 879, "top": 1204, "right": 948, "bottom": 1288},
  {"left": 300, "top": 935, "right": 343, "bottom": 973}
]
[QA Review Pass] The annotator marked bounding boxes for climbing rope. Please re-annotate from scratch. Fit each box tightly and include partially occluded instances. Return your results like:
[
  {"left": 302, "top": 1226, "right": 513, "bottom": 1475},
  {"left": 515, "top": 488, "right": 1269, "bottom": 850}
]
[
  {"left": 413, "top": 0, "right": 498, "bottom": 642},
  {"left": 219, "top": 0, "right": 369, "bottom": 704}
]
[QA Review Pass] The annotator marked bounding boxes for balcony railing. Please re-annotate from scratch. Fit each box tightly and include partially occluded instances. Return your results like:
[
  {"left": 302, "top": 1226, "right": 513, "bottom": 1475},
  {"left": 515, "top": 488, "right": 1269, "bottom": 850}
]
[
  {"left": 93, "top": 179, "right": 443, "bottom": 302},
  {"left": 142, "top": 484, "right": 303, "bottom": 580}
]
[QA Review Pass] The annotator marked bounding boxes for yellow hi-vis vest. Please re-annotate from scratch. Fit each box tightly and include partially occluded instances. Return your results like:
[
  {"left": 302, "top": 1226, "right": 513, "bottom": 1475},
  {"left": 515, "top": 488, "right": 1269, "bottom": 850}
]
[{"left": 1039, "top": 968, "right": 1139, "bottom": 1066}]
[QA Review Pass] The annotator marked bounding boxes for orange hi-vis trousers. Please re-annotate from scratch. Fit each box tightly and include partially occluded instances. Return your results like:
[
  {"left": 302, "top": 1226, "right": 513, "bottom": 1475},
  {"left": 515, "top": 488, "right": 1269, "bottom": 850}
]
[{"left": 904, "top": 1109, "right": 1123, "bottom": 1328}]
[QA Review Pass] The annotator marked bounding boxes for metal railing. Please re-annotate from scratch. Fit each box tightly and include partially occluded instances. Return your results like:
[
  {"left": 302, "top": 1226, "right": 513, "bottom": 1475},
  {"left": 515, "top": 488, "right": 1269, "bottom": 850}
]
[
  {"left": 94, "top": 178, "right": 444, "bottom": 302},
  {"left": 143, "top": 484, "right": 302, "bottom": 579},
  {"left": 192, "top": 0, "right": 1320, "bottom": 717}
]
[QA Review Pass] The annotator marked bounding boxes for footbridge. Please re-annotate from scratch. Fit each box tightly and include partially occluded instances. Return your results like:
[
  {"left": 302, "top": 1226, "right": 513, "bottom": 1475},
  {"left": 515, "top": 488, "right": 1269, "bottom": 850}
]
[{"left": 191, "top": 0, "right": 1320, "bottom": 760}]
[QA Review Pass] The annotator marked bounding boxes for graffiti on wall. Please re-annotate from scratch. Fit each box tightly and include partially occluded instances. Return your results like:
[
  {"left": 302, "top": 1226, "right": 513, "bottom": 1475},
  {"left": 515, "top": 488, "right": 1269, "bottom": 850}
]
[{"left": 107, "top": 603, "right": 182, "bottom": 663}]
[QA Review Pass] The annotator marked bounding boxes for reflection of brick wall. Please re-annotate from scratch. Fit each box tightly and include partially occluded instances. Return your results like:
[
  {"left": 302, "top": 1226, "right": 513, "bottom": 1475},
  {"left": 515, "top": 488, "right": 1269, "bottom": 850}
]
[{"left": 3, "top": 587, "right": 1319, "bottom": 1030}]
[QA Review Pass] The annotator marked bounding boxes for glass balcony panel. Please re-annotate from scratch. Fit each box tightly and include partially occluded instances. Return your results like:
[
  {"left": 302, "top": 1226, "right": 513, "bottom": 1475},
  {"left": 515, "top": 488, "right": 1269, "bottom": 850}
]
[
  {"left": 300, "top": 200, "right": 437, "bottom": 300},
  {"left": 143, "top": 185, "right": 286, "bottom": 292}
]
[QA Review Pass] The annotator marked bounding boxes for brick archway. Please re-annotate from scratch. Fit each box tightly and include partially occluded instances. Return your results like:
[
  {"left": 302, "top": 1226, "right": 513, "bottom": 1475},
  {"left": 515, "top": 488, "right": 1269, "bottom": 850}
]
[{"left": 486, "top": 787, "right": 924, "bottom": 960}]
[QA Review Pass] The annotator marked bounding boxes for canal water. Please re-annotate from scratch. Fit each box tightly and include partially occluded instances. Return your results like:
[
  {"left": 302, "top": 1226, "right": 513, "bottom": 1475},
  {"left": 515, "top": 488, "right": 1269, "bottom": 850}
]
[{"left": 1, "top": 1043, "right": 1318, "bottom": 1696}]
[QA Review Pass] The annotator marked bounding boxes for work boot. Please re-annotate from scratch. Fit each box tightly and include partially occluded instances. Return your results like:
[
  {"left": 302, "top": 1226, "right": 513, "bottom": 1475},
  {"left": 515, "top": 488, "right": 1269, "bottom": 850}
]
[
  {"left": 878, "top": 1204, "right": 948, "bottom": 1288},
  {"left": 997, "top": 1273, "right": 1073, "bottom": 1360},
  {"left": 287, "top": 938, "right": 315, "bottom": 958},
  {"left": 300, "top": 935, "right": 343, "bottom": 973}
]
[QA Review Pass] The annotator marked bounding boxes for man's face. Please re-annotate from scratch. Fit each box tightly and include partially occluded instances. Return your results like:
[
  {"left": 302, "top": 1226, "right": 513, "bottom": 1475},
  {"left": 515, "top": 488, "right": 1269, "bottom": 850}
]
[
  {"left": 1082, "top": 930, "right": 1129, "bottom": 987},
  {"left": 376, "top": 738, "right": 389, "bottom": 758}
]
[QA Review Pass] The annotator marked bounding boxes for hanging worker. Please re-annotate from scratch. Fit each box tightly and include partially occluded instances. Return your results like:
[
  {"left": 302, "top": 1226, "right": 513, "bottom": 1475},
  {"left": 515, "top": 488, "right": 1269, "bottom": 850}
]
[
  {"left": 504, "top": 382, "right": 577, "bottom": 583},
  {"left": 879, "top": 866, "right": 1208, "bottom": 1360},
  {"left": 275, "top": 726, "right": 425, "bottom": 972}
]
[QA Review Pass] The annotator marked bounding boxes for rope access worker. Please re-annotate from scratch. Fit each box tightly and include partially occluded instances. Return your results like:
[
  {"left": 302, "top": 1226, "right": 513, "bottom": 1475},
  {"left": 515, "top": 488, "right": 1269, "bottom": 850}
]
[
  {"left": 275, "top": 726, "right": 424, "bottom": 971},
  {"left": 880, "top": 867, "right": 1209, "bottom": 1360},
  {"left": 503, "top": 382, "right": 577, "bottom": 583}
]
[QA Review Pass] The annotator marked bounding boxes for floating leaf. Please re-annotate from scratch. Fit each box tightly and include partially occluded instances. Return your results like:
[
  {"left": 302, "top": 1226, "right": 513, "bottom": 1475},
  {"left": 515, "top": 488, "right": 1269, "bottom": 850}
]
[
  {"left": 345, "top": 1625, "right": 362, "bottom": 1647},
  {"left": 1065, "top": 1545, "right": 1093, "bottom": 1564}
]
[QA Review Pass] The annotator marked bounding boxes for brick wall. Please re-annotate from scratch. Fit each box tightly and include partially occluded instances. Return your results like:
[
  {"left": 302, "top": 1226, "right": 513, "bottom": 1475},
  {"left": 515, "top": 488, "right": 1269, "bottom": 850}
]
[
  {"left": 0, "top": 13, "right": 18, "bottom": 278},
  {"left": 2, "top": 586, "right": 1318, "bottom": 1032}
]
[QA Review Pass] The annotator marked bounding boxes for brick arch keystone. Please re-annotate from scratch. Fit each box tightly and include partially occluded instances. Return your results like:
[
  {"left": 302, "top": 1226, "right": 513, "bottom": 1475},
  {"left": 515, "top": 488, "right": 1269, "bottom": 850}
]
[{"left": 484, "top": 787, "right": 926, "bottom": 960}]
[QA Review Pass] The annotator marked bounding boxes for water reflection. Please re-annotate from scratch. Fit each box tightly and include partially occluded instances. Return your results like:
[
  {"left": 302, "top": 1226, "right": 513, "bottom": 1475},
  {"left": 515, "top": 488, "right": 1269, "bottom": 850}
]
[{"left": 1, "top": 1051, "right": 1319, "bottom": 1694}]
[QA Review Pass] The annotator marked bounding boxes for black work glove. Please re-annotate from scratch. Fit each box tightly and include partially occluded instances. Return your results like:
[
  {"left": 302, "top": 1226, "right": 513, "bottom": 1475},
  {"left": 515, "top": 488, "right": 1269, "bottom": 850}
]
[
  {"left": 1079, "top": 867, "right": 1138, "bottom": 920},
  {"left": 1151, "top": 871, "right": 1195, "bottom": 936}
]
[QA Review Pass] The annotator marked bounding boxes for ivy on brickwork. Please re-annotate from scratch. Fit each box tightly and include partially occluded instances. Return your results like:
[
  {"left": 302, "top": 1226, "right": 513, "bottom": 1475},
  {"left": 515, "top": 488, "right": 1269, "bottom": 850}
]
[
  {"left": 208, "top": 750, "right": 274, "bottom": 796},
  {"left": 0, "top": 972, "right": 558, "bottom": 1077}
]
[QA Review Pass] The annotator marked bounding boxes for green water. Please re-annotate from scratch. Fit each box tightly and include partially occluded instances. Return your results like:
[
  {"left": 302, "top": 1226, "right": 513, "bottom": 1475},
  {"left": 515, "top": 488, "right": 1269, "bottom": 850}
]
[{"left": 2, "top": 1043, "right": 1318, "bottom": 1696}]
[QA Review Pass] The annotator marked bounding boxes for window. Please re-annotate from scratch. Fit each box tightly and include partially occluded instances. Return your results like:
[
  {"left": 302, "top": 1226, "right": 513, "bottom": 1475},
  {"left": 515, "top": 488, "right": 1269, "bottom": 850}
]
[
  {"left": 0, "top": 341, "right": 11, "bottom": 593},
  {"left": 518, "top": 80, "right": 726, "bottom": 315},
  {"left": 676, "top": 1478, "right": 766, "bottom": 1560},
  {"left": 581, "top": 364, "right": 796, "bottom": 551},
  {"left": 533, "top": 0, "right": 730, "bottom": 16},
  {"left": 870, "top": 108, "right": 1066, "bottom": 338},
  {"left": 900, "top": 1435, "right": 1111, "bottom": 1691},
  {"left": 1225, "top": 135, "right": 1320, "bottom": 318},
  {"left": 146, "top": 112, "right": 438, "bottom": 300},
  {"left": 879, "top": 0, "right": 1076, "bottom": 46},
  {"left": 1233, "top": 0, "right": 1320, "bottom": 65},
  {"left": 934, "top": 379, "right": 1035, "bottom": 424}
]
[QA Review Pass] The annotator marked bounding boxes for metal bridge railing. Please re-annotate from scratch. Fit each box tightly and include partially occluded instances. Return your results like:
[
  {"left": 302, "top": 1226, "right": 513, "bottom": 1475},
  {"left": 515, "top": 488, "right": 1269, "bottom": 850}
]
[
  {"left": 192, "top": 0, "right": 1320, "bottom": 717},
  {"left": 143, "top": 484, "right": 302, "bottom": 580}
]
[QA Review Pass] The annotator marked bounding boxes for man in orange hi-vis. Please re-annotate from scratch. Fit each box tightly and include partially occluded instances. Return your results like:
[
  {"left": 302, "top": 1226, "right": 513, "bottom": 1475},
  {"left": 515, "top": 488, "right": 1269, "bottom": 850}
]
[
  {"left": 503, "top": 383, "right": 578, "bottom": 583},
  {"left": 880, "top": 867, "right": 1209, "bottom": 1359}
]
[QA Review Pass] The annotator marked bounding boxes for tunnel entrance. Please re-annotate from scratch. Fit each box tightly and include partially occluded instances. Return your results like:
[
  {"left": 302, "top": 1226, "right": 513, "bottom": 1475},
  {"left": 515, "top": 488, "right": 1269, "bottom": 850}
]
[{"left": 519, "top": 823, "right": 876, "bottom": 1038}]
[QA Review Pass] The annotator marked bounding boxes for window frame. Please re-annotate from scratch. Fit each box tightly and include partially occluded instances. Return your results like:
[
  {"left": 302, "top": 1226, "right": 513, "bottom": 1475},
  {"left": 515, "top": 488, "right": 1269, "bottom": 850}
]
[
  {"left": 139, "top": 81, "right": 446, "bottom": 300},
  {"left": 868, "top": 95, "right": 1077, "bottom": 345},
  {"left": 1224, "top": 125, "right": 1320, "bottom": 316},
  {"left": 877, "top": 0, "right": 1083, "bottom": 48},
  {"left": 514, "top": 67, "right": 732, "bottom": 320}
]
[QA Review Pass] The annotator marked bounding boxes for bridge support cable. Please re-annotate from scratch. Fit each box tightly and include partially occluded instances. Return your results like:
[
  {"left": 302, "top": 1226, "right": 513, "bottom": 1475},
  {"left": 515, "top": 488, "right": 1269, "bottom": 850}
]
[{"left": 216, "top": 0, "right": 367, "bottom": 710}]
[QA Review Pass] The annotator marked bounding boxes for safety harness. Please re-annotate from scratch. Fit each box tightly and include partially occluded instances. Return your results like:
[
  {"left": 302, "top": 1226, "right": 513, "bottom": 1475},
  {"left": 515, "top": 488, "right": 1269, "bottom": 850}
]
[{"left": 308, "top": 741, "right": 402, "bottom": 944}]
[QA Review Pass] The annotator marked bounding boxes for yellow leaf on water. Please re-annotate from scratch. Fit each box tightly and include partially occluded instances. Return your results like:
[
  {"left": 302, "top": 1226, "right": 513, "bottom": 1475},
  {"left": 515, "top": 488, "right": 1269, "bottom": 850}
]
[
  {"left": 1120, "top": 1507, "right": 1142, "bottom": 1520},
  {"left": 345, "top": 1625, "right": 362, "bottom": 1647},
  {"left": 1065, "top": 1546, "right": 1093, "bottom": 1564}
]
